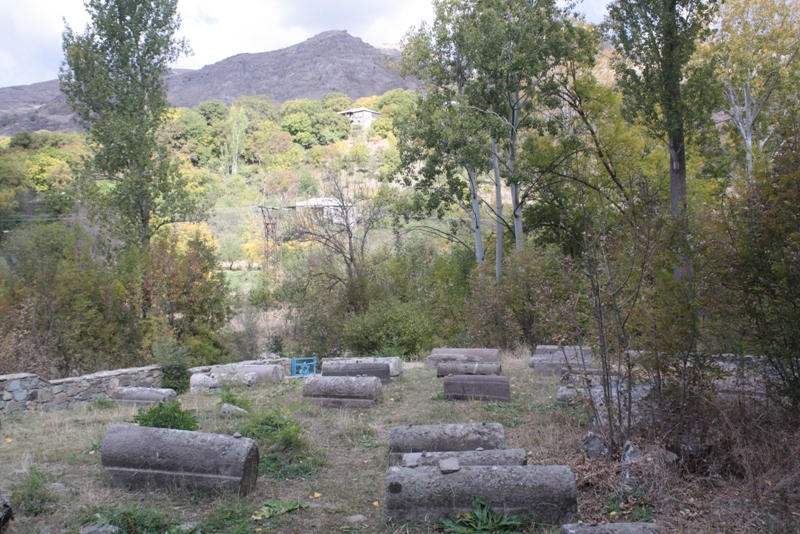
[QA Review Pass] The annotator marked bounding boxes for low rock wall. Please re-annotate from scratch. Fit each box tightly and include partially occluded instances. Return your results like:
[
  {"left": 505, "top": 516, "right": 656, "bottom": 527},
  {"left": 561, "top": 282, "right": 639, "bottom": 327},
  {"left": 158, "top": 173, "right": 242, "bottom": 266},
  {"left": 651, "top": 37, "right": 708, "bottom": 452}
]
[{"left": 0, "top": 365, "right": 162, "bottom": 414}]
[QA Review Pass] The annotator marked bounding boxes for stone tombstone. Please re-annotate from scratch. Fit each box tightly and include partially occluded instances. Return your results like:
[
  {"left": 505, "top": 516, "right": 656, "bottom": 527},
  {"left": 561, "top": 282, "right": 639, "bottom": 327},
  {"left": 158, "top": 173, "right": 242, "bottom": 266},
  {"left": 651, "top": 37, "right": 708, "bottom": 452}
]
[
  {"left": 443, "top": 375, "right": 511, "bottom": 403},
  {"left": 385, "top": 465, "right": 578, "bottom": 524},
  {"left": 392, "top": 448, "right": 528, "bottom": 467},
  {"left": 100, "top": 424, "right": 259, "bottom": 495},
  {"left": 425, "top": 352, "right": 502, "bottom": 371},
  {"left": 436, "top": 362, "right": 502, "bottom": 377},
  {"left": 302, "top": 375, "right": 383, "bottom": 408},
  {"left": 111, "top": 387, "right": 176, "bottom": 407},
  {"left": 534, "top": 345, "right": 593, "bottom": 359},
  {"left": 326, "top": 356, "right": 403, "bottom": 380},
  {"left": 322, "top": 361, "right": 391, "bottom": 384},
  {"left": 389, "top": 423, "right": 505, "bottom": 454},
  {"left": 189, "top": 363, "right": 284, "bottom": 392},
  {"left": 430, "top": 348, "right": 500, "bottom": 357}
]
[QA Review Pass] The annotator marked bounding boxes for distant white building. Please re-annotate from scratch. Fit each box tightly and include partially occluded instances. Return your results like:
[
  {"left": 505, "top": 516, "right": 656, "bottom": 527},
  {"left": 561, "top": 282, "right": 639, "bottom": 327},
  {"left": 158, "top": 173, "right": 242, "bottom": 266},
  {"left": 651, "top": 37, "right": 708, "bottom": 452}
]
[
  {"left": 338, "top": 107, "right": 381, "bottom": 129},
  {"left": 295, "top": 197, "right": 356, "bottom": 226}
]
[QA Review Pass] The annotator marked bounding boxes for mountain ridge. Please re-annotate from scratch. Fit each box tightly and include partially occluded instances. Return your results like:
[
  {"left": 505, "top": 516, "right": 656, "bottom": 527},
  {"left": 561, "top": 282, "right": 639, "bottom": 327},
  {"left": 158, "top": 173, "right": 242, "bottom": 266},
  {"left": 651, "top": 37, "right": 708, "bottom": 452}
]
[{"left": 0, "top": 30, "right": 417, "bottom": 136}]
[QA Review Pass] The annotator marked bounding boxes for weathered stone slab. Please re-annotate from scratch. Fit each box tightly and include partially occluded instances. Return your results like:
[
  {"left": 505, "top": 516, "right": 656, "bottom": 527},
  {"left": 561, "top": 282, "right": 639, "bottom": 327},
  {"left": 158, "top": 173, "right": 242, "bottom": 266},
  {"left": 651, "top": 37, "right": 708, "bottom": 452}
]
[
  {"left": 100, "top": 424, "right": 259, "bottom": 495},
  {"left": 528, "top": 358, "right": 569, "bottom": 376},
  {"left": 322, "top": 362, "right": 391, "bottom": 384},
  {"left": 326, "top": 357, "right": 403, "bottom": 379},
  {"left": 529, "top": 348, "right": 599, "bottom": 376},
  {"left": 385, "top": 465, "right": 577, "bottom": 524},
  {"left": 561, "top": 523, "right": 659, "bottom": 534},
  {"left": 309, "top": 398, "right": 381, "bottom": 408},
  {"left": 431, "top": 348, "right": 500, "bottom": 357},
  {"left": 219, "top": 403, "right": 248, "bottom": 416},
  {"left": 302, "top": 375, "right": 383, "bottom": 408},
  {"left": 436, "top": 362, "right": 502, "bottom": 377},
  {"left": 389, "top": 423, "right": 505, "bottom": 453},
  {"left": 390, "top": 448, "right": 527, "bottom": 467},
  {"left": 189, "top": 364, "right": 284, "bottom": 392},
  {"left": 189, "top": 373, "right": 220, "bottom": 392},
  {"left": 557, "top": 387, "right": 579, "bottom": 404},
  {"left": 425, "top": 351, "right": 502, "bottom": 370},
  {"left": 534, "top": 345, "right": 593, "bottom": 359},
  {"left": 443, "top": 375, "right": 511, "bottom": 403},
  {"left": 0, "top": 492, "right": 12, "bottom": 532},
  {"left": 111, "top": 387, "right": 176, "bottom": 407}
]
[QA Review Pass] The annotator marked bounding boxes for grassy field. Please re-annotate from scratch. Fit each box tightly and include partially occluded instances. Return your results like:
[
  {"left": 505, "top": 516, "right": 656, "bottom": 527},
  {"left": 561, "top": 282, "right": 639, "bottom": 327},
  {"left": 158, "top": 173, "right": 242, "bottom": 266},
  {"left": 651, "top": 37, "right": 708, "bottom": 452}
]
[{"left": 0, "top": 354, "right": 792, "bottom": 533}]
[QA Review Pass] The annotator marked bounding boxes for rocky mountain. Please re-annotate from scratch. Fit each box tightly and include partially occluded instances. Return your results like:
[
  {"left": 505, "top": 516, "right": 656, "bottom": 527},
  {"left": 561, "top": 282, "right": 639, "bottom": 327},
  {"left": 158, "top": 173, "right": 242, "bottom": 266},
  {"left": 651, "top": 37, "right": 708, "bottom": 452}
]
[{"left": 0, "top": 31, "right": 417, "bottom": 136}]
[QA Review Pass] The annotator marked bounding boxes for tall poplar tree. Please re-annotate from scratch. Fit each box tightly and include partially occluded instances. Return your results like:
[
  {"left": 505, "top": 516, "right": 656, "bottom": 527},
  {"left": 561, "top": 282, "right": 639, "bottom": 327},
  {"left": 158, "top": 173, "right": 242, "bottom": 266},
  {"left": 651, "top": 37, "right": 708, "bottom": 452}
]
[
  {"left": 60, "top": 0, "right": 207, "bottom": 249},
  {"left": 605, "top": 0, "right": 719, "bottom": 219}
]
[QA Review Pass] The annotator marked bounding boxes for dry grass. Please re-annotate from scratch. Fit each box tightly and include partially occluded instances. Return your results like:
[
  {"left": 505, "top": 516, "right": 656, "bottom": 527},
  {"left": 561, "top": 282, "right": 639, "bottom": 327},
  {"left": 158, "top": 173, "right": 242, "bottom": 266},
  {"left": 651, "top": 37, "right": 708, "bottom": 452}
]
[{"left": 1, "top": 353, "right": 797, "bottom": 533}]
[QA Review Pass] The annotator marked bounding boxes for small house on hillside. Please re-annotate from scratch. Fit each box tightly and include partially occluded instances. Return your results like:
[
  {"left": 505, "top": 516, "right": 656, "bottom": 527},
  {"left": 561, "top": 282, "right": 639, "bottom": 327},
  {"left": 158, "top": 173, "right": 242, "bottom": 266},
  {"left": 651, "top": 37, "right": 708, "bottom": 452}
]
[
  {"left": 338, "top": 107, "right": 380, "bottom": 129},
  {"left": 295, "top": 197, "right": 356, "bottom": 226}
]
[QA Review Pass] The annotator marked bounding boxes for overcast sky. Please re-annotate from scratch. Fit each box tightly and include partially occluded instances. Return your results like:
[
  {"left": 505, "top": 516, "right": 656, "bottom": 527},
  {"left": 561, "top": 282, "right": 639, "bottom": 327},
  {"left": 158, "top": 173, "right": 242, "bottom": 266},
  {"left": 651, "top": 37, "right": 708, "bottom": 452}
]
[{"left": 0, "top": 0, "right": 610, "bottom": 89}]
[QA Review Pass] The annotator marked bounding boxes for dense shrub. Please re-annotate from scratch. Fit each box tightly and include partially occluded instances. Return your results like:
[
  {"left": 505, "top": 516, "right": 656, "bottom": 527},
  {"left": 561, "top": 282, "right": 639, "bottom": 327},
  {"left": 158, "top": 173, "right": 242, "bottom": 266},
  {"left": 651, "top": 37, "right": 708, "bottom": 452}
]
[
  {"left": 154, "top": 339, "right": 191, "bottom": 394},
  {"left": 466, "top": 244, "right": 578, "bottom": 349},
  {"left": 341, "top": 299, "right": 434, "bottom": 358},
  {"left": 0, "top": 223, "right": 142, "bottom": 378},
  {"left": 720, "top": 131, "right": 800, "bottom": 409},
  {"left": 131, "top": 400, "right": 198, "bottom": 431}
]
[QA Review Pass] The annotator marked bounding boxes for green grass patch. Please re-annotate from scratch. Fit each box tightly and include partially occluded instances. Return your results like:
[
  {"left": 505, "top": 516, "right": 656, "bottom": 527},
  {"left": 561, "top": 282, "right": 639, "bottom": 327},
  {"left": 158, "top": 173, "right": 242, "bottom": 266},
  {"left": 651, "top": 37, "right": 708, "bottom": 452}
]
[
  {"left": 197, "top": 499, "right": 254, "bottom": 534},
  {"left": 601, "top": 488, "right": 654, "bottom": 522},
  {"left": 85, "top": 505, "right": 174, "bottom": 534},
  {"left": 11, "top": 467, "right": 56, "bottom": 517},
  {"left": 238, "top": 411, "right": 323, "bottom": 479},
  {"left": 87, "top": 397, "right": 115, "bottom": 411},
  {"left": 219, "top": 390, "right": 252, "bottom": 412}
]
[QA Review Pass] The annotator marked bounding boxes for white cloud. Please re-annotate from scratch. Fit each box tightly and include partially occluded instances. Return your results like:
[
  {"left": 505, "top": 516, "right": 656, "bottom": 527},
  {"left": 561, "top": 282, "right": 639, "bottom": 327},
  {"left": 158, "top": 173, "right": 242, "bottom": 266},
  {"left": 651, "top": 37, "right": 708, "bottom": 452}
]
[{"left": 0, "top": 0, "right": 609, "bottom": 88}]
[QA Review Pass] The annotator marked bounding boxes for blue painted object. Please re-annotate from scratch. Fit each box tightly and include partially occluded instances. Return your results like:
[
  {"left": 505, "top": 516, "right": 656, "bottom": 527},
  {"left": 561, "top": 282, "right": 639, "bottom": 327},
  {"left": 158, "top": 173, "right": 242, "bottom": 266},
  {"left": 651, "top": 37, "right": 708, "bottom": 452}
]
[{"left": 292, "top": 357, "right": 317, "bottom": 376}]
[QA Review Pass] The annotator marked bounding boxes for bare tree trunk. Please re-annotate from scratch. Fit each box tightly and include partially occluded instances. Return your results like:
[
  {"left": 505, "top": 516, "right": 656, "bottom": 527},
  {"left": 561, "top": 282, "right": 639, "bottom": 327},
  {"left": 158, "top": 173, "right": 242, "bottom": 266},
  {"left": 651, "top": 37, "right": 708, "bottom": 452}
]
[
  {"left": 491, "top": 137, "right": 503, "bottom": 279},
  {"left": 511, "top": 182, "right": 523, "bottom": 250},
  {"left": 466, "top": 165, "right": 485, "bottom": 269},
  {"left": 668, "top": 128, "right": 687, "bottom": 220},
  {"left": 509, "top": 96, "right": 523, "bottom": 250}
]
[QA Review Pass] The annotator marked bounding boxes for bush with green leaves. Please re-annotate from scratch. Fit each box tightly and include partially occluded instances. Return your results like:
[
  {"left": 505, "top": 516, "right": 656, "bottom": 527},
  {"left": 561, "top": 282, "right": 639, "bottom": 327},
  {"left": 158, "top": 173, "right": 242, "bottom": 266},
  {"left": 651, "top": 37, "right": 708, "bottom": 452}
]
[
  {"left": 131, "top": 400, "right": 198, "bottom": 431},
  {"left": 340, "top": 299, "right": 434, "bottom": 358},
  {"left": 10, "top": 467, "right": 55, "bottom": 517},
  {"left": 439, "top": 496, "right": 527, "bottom": 533},
  {"left": 154, "top": 339, "right": 191, "bottom": 394},
  {"left": 267, "top": 333, "right": 284, "bottom": 356}
]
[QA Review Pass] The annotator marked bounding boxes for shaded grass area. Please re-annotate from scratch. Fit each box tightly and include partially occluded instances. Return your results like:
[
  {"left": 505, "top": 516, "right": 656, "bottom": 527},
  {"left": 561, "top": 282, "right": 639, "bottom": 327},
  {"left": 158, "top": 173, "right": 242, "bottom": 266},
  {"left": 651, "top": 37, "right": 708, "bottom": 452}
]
[{"left": 3, "top": 356, "right": 789, "bottom": 532}]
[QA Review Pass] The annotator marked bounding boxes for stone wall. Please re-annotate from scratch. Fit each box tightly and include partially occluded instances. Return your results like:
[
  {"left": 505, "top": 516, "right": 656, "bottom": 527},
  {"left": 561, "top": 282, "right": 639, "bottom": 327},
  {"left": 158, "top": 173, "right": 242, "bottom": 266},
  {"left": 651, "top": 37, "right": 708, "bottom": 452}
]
[{"left": 0, "top": 365, "right": 162, "bottom": 414}]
